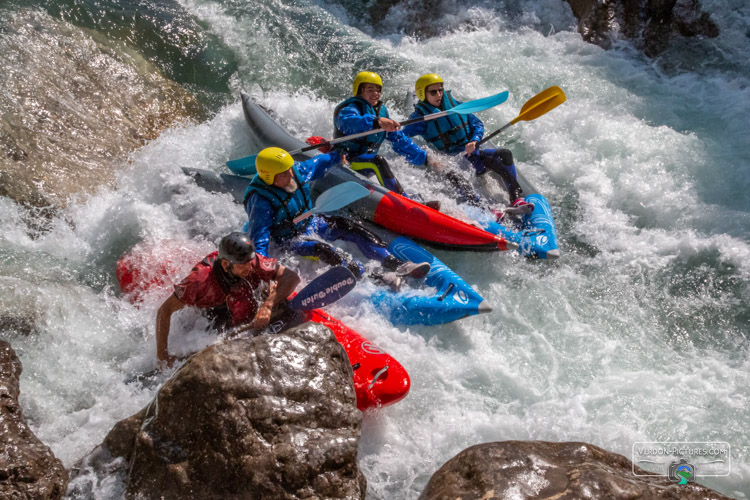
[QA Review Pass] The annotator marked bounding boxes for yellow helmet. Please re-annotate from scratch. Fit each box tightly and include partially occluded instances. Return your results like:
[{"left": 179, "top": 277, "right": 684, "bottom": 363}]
[
  {"left": 415, "top": 73, "right": 444, "bottom": 101},
  {"left": 352, "top": 71, "right": 383, "bottom": 96},
  {"left": 255, "top": 147, "right": 294, "bottom": 185}
]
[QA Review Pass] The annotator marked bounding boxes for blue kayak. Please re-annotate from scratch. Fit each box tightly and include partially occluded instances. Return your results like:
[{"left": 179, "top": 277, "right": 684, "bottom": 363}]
[
  {"left": 399, "top": 90, "right": 560, "bottom": 259},
  {"left": 238, "top": 91, "right": 558, "bottom": 259},
  {"left": 462, "top": 192, "right": 559, "bottom": 259},
  {"left": 183, "top": 167, "right": 491, "bottom": 326},
  {"left": 374, "top": 236, "right": 490, "bottom": 325}
]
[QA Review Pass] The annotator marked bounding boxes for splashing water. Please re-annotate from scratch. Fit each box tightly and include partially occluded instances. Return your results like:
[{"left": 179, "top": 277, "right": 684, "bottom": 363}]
[{"left": 1, "top": 0, "right": 748, "bottom": 497}]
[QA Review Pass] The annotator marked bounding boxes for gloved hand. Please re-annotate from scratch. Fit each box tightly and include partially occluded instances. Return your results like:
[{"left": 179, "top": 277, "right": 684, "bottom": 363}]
[{"left": 305, "top": 136, "right": 332, "bottom": 154}]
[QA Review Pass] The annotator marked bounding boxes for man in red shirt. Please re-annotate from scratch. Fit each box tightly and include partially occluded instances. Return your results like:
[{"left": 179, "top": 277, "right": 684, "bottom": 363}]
[{"left": 156, "top": 232, "right": 300, "bottom": 367}]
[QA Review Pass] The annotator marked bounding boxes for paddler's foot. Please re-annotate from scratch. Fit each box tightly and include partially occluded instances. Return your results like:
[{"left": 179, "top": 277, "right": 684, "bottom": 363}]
[
  {"left": 504, "top": 199, "right": 535, "bottom": 216},
  {"left": 395, "top": 261, "right": 431, "bottom": 279},
  {"left": 383, "top": 255, "right": 431, "bottom": 279},
  {"left": 424, "top": 200, "right": 441, "bottom": 211}
]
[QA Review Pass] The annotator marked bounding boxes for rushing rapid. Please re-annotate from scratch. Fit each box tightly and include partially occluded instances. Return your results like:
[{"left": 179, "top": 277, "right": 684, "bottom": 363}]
[{"left": 1, "top": 0, "right": 749, "bottom": 497}]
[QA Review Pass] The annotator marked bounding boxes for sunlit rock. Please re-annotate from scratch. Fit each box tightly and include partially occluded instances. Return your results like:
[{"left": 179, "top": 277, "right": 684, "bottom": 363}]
[
  {"left": 0, "top": 9, "right": 204, "bottom": 209},
  {"left": 0, "top": 341, "right": 68, "bottom": 499},
  {"left": 419, "top": 441, "right": 732, "bottom": 500},
  {"left": 69, "top": 322, "right": 366, "bottom": 499}
]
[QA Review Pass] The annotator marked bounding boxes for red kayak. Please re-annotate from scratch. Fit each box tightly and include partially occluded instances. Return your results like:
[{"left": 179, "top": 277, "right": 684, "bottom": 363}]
[
  {"left": 304, "top": 309, "right": 410, "bottom": 410},
  {"left": 116, "top": 241, "right": 410, "bottom": 411},
  {"left": 239, "top": 92, "right": 517, "bottom": 252}
]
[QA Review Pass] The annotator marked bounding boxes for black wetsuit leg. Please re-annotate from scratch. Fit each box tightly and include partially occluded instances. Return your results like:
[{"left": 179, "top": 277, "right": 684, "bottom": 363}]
[
  {"left": 297, "top": 237, "right": 364, "bottom": 278},
  {"left": 480, "top": 149, "right": 524, "bottom": 201}
]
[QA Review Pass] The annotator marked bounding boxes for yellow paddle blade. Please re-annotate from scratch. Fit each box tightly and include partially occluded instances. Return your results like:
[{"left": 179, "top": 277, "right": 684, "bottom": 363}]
[{"left": 511, "top": 86, "right": 567, "bottom": 125}]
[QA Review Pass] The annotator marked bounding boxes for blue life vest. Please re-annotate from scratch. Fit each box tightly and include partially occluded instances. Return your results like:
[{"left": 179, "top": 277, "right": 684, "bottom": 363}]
[
  {"left": 415, "top": 91, "right": 473, "bottom": 154},
  {"left": 333, "top": 97, "right": 388, "bottom": 156},
  {"left": 243, "top": 166, "right": 312, "bottom": 240}
]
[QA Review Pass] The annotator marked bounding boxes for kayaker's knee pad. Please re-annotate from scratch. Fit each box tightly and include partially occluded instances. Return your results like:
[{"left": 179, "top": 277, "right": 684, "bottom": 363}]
[
  {"left": 311, "top": 242, "right": 344, "bottom": 266},
  {"left": 383, "top": 254, "right": 403, "bottom": 271},
  {"left": 495, "top": 148, "right": 514, "bottom": 167},
  {"left": 351, "top": 155, "right": 403, "bottom": 194},
  {"left": 346, "top": 259, "right": 366, "bottom": 279}
]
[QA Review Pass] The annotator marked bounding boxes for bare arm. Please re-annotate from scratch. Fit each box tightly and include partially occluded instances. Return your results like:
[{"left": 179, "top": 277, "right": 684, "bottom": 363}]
[
  {"left": 251, "top": 265, "right": 300, "bottom": 330},
  {"left": 156, "top": 293, "right": 186, "bottom": 367}
]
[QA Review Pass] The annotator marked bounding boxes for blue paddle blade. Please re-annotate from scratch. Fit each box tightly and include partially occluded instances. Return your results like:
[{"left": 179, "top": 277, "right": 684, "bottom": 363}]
[
  {"left": 313, "top": 182, "right": 371, "bottom": 214},
  {"left": 225, "top": 90, "right": 508, "bottom": 172},
  {"left": 226, "top": 155, "right": 258, "bottom": 176},
  {"left": 287, "top": 266, "right": 357, "bottom": 310},
  {"left": 450, "top": 90, "right": 509, "bottom": 115}
]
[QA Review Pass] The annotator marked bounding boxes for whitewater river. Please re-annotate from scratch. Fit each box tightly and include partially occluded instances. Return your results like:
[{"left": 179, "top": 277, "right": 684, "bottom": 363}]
[{"left": 1, "top": 0, "right": 749, "bottom": 497}]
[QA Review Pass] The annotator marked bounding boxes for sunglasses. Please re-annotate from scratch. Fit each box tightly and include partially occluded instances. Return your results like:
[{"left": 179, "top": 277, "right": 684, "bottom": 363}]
[{"left": 427, "top": 88, "right": 444, "bottom": 96}]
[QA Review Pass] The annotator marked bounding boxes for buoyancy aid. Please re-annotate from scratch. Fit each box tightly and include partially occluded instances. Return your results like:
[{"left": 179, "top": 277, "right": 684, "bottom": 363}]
[
  {"left": 415, "top": 91, "right": 473, "bottom": 154},
  {"left": 243, "top": 166, "right": 312, "bottom": 240},
  {"left": 333, "top": 97, "right": 388, "bottom": 156}
]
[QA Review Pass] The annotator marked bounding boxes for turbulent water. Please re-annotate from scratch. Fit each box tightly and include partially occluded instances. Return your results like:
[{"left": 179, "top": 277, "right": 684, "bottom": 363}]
[{"left": 1, "top": 0, "right": 749, "bottom": 497}]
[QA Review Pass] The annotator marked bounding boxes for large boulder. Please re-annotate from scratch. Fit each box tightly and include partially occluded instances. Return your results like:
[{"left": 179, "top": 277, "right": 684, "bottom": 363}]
[
  {"left": 0, "top": 9, "right": 205, "bottom": 209},
  {"left": 69, "top": 322, "right": 366, "bottom": 499},
  {"left": 0, "top": 341, "right": 68, "bottom": 499},
  {"left": 419, "top": 441, "right": 732, "bottom": 499}
]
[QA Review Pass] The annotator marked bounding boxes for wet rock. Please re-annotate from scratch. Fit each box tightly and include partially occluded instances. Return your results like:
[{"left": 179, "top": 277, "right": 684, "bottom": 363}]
[
  {"left": 0, "top": 316, "right": 37, "bottom": 337},
  {"left": 564, "top": 0, "right": 719, "bottom": 56},
  {"left": 366, "top": 0, "right": 717, "bottom": 57},
  {"left": 0, "top": 341, "right": 68, "bottom": 499},
  {"left": 69, "top": 322, "right": 366, "bottom": 499},
  {"left": 419, "top": 441, "right": 732, "bottom": 500},
  {"left": 0, "top": 9, "right": 205, "bottom": 209}
]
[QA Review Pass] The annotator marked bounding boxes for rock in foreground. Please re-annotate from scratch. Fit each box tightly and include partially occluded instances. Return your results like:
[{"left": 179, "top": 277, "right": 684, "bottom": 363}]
[
  {"left": 69, "top": 322, "right": 366, "bottom": 499},
  {"left": 0, "top": 341, "right": 68, "bottom": 499},
  {"left": 419, "top": 441, "right": 732, "bottom": 499}
]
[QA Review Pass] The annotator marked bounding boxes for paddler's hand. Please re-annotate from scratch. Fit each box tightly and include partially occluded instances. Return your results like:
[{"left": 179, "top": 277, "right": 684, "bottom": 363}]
[
  {"left": 465, "top": 141, "right": 478, "bottom": 156},
  {"left": 376, "top": 117, "right": 401, "bottom": 132},
  {"left": 251, "top": 304, "right": 273, "bottom": 330}
]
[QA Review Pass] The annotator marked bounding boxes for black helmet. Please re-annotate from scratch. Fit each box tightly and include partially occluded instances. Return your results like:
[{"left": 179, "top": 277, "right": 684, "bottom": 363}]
[{"left": 218, "top": 232, "right": 256, "bottom": 265}]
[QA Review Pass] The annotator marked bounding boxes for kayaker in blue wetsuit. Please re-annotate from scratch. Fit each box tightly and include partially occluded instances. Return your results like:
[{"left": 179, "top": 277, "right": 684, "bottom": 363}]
[
  {"left": 333, "top": 71, "right": 441, "bottom": 210},
  {"left": 244, "top": 147, "right": 430, "bottom": 291},
  {"left": 403, "top": 73, "right": 534, "bottom": 217}
]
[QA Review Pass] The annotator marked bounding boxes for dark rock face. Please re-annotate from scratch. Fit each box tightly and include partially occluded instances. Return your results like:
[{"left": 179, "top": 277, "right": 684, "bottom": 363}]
[
  {"left": 565, "top": 0, "right": 719, "bottom": 56},
  {"left": 69, "top": 323, "right": 366, "bottom": 499},
  {"left": 0, "top": 341, "right": 68, "bottom": 499},
  {"left": 419, "top": 441, "right": 733, "bottom": 500}
]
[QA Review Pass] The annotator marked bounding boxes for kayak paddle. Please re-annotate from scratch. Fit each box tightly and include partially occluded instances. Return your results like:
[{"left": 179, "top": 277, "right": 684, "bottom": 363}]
[
  {"left": 286, "top": 265, "right": 357, "bottom": 310},
  {"left": 292, "top": 181, "right": 371, "bottom": 223},
  {"left": 226, "top": 90, "right": 510, "bottom": 175},
  {"left": 478, "top": 86, "right": 566, "bottom": 146}
]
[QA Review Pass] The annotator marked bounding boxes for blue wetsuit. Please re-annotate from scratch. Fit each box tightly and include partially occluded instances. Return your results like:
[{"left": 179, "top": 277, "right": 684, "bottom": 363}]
[
  {"left": 334, "top": 97, "right": 427, "bottom": 194},
  {"left": 244, "top": 152, "right": 397, "bottom": 276},
  {"left": 403, "top": 91, "right": 523, "bottom": 202}
]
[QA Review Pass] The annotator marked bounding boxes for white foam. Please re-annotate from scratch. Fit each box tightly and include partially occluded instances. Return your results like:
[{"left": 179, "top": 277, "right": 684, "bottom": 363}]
[{"left": 3, "top": 0, "right": 748, "bottom": 498}]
